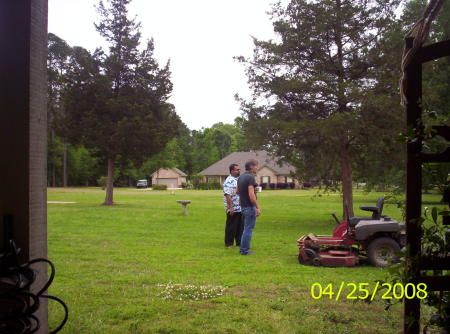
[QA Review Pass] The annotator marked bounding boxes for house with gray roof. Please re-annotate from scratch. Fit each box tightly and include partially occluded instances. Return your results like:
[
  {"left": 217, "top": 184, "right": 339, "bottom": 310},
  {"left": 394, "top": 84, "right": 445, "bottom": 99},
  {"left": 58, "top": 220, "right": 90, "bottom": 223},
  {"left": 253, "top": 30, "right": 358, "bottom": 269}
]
[{"left": 199, "top": 150, "right": 299, "bottom": 188}]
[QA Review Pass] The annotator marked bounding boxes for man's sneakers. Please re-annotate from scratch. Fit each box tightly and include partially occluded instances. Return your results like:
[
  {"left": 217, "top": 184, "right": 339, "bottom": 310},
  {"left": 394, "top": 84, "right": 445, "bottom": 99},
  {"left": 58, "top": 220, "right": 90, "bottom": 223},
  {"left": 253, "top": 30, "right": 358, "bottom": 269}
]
[{"left": 240, "top": 251, "right": 253, "bottom": 255}]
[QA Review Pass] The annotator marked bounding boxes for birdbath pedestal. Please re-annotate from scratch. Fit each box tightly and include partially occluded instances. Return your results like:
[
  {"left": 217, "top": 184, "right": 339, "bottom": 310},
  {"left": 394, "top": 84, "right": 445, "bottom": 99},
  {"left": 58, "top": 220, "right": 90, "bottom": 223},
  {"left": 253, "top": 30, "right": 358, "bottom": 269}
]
[{"left": 177, "top": 200, "right": 191, "bottom": 215}]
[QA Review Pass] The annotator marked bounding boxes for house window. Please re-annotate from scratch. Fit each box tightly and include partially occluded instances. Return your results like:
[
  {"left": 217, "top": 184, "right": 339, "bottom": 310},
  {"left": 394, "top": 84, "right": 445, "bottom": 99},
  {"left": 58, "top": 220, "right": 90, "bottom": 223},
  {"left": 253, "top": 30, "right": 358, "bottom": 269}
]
[
  {"left": 207, "top": 176, "right": 219, "bottom": 183},
  {"left": 261, "top": 176, "right": 270, "bottom": 184},
  {"left": 286, "top": 176, "right": 293, "bottom": 183}
]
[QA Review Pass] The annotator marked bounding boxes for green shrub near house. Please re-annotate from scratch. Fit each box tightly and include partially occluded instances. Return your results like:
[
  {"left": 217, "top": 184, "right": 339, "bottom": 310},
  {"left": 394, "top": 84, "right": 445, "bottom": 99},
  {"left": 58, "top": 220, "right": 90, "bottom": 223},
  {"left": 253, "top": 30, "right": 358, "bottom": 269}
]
[
  {"left": 152, "top": 184, "right": 167, "bottom": 190},
  {"left": 196, "top": 181, "right": 221, "bottom": 190},
  {"left": 181, "top": 182, "right": 194, "bottom": 189}
]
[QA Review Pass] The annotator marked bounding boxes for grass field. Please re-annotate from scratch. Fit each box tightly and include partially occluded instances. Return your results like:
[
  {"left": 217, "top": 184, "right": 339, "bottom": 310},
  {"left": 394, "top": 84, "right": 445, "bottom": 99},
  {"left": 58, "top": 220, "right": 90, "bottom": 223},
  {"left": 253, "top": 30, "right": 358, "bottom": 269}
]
[{"left": 46, "top": 188, "right": 442, "bottom": 334}]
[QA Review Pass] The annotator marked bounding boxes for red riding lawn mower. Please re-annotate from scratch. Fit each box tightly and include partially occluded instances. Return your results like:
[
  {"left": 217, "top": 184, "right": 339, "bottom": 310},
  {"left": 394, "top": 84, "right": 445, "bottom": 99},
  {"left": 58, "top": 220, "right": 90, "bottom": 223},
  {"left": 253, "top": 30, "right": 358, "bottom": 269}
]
[{"left": 297, "top": 197, "right": 406, "bottom": 267}]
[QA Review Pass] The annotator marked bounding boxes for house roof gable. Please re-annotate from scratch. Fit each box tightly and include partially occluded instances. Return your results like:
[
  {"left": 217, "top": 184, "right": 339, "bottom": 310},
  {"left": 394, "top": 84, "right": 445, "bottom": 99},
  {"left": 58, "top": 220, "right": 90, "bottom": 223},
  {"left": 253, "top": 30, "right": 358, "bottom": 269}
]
[
  {"left": 199, "top": 150, "right": 295, "bottom": 176},
  {"left": 172, "top": 167, "right": 187, "bottom": 177},
  {"left": 151, "top": 167, "right": 187, "bottom": 178}
]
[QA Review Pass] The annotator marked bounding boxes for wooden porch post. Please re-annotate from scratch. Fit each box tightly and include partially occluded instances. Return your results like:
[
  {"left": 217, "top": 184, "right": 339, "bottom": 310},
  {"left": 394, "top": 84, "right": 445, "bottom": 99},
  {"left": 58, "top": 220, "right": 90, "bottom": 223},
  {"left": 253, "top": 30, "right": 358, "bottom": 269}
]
[
  {"left": 0, "top": 1, "right": 48, "bottom": 332},
  {"left": 404, "top": 37, "right": 422, "bottom": 334}
]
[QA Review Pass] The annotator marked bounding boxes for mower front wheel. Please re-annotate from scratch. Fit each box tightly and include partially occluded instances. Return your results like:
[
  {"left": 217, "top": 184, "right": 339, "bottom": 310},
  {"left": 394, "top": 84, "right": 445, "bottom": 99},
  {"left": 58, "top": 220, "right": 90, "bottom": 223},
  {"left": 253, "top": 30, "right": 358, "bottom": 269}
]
[
  {"left": 367, "top": 237, "right": 400, "bottom": 267},
  {"left": 298, "top": 248, "right": 320, "bottom": 266}
]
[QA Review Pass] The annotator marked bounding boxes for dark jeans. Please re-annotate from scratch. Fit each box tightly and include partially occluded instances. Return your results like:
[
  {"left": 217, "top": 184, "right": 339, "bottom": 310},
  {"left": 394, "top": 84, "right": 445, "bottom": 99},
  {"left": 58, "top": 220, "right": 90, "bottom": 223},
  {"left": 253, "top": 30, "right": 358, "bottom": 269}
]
[{"left": 225, "top": 212, "right": 243, "bottom": 246}]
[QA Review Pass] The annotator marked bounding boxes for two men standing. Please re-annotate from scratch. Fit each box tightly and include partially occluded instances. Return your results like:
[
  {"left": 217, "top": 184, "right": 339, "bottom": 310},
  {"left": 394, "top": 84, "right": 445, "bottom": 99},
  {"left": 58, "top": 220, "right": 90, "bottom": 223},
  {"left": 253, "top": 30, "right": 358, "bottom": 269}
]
[
  {"left": 223, "top": 164, "right": 243, "bottom": 248},
  {"left": 223, "top": 160, "right": 260, "bottom": 255}
]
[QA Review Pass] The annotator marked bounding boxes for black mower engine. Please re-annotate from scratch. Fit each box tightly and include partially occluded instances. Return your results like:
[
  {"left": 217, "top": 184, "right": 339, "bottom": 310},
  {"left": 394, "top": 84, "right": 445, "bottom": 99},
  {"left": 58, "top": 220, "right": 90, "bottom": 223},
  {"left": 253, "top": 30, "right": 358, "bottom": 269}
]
[{"left": 351, "top": 198, "right": 406, "bottom": 267}]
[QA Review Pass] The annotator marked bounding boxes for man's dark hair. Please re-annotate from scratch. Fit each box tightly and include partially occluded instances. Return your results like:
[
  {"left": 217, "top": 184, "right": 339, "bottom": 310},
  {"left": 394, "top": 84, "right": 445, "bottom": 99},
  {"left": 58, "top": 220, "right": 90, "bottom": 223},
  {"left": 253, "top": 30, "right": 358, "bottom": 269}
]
[
  {"left": 229, "top": 163, "right": 239, "bottom": 173},
  {"left": 245, "top": 159, "right": 259, "bottom": 171}
]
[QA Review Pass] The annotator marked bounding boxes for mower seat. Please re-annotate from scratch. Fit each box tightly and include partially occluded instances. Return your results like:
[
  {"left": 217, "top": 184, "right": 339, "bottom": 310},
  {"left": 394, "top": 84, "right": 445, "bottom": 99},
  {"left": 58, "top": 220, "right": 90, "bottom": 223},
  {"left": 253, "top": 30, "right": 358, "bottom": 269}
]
[{"left": 348, "top": 197, "right": 385, "bottom": 227}]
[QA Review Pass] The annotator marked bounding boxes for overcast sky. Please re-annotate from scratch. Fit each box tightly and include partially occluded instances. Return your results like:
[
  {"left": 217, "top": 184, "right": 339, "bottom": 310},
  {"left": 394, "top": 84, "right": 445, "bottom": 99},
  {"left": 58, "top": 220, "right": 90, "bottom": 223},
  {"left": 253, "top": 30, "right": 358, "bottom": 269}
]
[{"left": 48, "top": 0, "right": 286, "bottom": 130}]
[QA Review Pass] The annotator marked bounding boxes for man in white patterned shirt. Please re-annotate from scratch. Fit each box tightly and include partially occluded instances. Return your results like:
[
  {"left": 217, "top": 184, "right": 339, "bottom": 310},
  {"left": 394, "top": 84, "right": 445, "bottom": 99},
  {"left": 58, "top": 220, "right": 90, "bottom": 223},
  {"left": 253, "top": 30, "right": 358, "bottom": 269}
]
[{"left": 223, "top": 164, "right": 243, "bottom": 247}]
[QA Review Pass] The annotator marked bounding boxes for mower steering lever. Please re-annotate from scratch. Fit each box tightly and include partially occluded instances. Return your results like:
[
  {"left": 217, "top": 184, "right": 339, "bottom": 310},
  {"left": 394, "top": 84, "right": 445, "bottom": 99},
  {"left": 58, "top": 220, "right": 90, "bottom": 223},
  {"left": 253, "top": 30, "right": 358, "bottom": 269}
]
[{"left": 331, "top": 213, "right": 341, "bottom": 224}]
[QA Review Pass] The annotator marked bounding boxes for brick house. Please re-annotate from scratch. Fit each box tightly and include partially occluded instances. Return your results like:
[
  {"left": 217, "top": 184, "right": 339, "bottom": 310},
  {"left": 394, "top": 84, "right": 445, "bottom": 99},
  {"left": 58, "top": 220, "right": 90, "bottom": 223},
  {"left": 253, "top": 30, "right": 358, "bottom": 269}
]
[{"left": 199, "top": 151, "right": 299, "bottom": 188}]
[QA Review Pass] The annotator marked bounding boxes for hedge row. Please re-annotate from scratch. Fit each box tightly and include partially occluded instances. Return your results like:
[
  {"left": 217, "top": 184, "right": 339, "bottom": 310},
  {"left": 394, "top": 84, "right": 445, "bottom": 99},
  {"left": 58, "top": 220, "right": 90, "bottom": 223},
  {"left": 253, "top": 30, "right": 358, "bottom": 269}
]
[
  {"left": 152, "top": 184, "right": 167, "bottom": 190},
  {"left": 260, "top": 182, "right": 295, "bottom": 190},
  {"left": 196, "top": 182, "right": 221, "bottom": 190}
]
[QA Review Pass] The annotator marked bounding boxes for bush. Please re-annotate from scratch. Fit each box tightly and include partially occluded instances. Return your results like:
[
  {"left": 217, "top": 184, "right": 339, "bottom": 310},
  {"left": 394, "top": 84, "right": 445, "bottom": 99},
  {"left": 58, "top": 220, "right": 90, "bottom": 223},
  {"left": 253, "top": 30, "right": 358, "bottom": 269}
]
[
  {"left": 97, "top": 176, "right": 108, "bottom": 190},
  {"left": 302, "top": 182, "right": 312, "bottom": 189},
  {"left": 153, "top": 184, "right": 167, "bottom": 190},
  {"left": 260, "top": 183, "right": 268, "bottom": 190},
  {"left": 189, "top": 174, "right": 203, "bottom": 189},
  {"left": 181, "top": 182, "right": 192, "bottom": 189},
  {"left": 277, "top": 182, "right": 288, "bottom": 189},
  {"left": 289, "top": 182, "right": 295, "bottom": 189},
  {"left": 269, "top": 183, "right": 276, "bottom": 190},
  {"left": 181, "top": 182, "right": 194, "bottom": 189},
  {"left": 196, "top": 182, "right": 221, "bottom": 190}
]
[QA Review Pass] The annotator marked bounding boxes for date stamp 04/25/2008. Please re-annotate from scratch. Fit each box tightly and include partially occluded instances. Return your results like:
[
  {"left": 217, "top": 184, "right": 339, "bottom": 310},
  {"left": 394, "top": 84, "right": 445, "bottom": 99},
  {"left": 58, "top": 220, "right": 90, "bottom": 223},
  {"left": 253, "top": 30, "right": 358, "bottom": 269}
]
[{"left": 310, "top": 282, "right": 428, "bottom": 301}]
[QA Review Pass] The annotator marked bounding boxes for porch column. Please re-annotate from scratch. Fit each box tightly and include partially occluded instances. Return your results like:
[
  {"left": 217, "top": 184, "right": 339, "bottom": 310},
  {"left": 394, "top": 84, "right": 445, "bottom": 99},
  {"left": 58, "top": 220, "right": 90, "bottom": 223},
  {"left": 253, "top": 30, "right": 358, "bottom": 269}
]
[{"left": 0, "top": 1, "right": 48, "bottom": 333}]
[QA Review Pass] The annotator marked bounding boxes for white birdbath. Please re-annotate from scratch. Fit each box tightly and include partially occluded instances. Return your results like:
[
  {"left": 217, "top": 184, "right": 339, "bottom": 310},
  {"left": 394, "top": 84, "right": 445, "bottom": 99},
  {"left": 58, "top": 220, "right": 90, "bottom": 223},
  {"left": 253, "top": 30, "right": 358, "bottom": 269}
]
[{"left": 177, "top": 200, "right": 191, "bottom": 215}]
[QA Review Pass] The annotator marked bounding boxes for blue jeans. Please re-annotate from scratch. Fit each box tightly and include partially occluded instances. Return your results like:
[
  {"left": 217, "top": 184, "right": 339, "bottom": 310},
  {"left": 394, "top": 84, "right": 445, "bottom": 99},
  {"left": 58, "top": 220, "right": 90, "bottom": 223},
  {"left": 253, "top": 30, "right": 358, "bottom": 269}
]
[{"left": 240, "top": 206, "right": 256, "bottom": 254}]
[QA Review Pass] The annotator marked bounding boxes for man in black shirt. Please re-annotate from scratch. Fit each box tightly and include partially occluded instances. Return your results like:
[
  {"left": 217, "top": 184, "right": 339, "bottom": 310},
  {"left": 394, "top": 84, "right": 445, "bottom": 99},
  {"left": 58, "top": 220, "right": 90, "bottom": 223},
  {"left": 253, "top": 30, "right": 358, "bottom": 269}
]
[{"left": 237, "top": 159, "right": 261, "bottom": 255}]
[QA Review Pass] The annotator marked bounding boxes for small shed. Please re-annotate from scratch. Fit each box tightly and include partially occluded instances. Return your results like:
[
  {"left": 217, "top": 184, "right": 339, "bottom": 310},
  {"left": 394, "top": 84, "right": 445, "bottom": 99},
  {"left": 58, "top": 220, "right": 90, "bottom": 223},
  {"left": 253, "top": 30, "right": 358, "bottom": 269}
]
[{"left": 151, "top": 168, "right": 187, "bottom": 188}]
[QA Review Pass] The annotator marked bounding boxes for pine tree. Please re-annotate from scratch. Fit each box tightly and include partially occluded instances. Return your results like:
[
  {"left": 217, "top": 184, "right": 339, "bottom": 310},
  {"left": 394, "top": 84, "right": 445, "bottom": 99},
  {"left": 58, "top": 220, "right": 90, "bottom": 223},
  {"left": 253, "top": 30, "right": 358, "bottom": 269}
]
[
  {"left": 64, "top": 0, "right": 181, "bottom": 205},
  {"left": 238, "top": 0, "right": 402, "bottom": 218}
]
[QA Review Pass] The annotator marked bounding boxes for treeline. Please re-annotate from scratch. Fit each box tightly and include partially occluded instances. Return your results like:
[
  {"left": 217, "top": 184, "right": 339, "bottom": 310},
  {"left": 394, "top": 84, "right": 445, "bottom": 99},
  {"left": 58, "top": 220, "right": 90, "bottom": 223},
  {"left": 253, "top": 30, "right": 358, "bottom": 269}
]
[
  {"left": 48, "top": 26, "right": 246, "bottom": 187},
  {"left": 47, "top": 0, "right": 449, "bottom": 207},
  {"left": 47, "top": 0, "right": 249, "bottom": 196},
  {"left": 135, "top": 121, "right": 246, "bottom": 179},
  {"left": 48, "top": 114, "right": 246, "bottom": 187}
]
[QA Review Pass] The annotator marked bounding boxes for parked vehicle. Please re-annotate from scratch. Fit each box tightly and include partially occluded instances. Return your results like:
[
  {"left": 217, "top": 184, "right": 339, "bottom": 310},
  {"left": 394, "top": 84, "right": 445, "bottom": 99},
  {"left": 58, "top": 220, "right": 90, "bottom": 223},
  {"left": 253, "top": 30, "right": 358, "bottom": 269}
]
[{"left": 136, "top": 179, "right": 148, "bottom": 188}]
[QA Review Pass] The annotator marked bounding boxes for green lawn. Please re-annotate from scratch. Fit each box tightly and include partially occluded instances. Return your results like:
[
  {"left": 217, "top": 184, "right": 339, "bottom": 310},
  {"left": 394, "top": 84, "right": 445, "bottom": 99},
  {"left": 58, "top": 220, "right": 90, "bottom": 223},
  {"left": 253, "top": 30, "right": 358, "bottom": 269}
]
[{"left": 46, "top": 188, "right": 441, "bottom": 334}]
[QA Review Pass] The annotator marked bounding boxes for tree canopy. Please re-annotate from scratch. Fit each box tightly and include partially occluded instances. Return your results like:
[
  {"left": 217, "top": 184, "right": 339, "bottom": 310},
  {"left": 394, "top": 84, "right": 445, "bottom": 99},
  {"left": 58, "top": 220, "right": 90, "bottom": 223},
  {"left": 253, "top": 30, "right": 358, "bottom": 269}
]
[{"left": 237, "top": 0, "right": 404, "bottom": 218}]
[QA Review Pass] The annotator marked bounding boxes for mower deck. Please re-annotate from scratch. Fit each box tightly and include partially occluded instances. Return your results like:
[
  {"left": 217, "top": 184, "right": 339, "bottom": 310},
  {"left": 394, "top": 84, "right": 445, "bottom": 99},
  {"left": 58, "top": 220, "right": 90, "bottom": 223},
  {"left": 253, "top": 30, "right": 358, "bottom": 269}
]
[{"left": 297, "top": 233, "right": 359, "bottom": 267}]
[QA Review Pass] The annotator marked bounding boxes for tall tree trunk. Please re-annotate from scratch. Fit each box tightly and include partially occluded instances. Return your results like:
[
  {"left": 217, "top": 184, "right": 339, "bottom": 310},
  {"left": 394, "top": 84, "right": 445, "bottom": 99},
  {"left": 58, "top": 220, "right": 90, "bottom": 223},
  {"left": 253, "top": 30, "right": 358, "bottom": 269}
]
[
  {"left": 340, "top": 139, "right": 354, "bottom": 220},
  {"left": 103, "top": 158, "right": 115, "bottom": 205},
  {"left": 62, "top": 141, "right": 68, "bottom": 187},
  {"left": 334, "top": 0, "right": 353, "bottom": 220}
]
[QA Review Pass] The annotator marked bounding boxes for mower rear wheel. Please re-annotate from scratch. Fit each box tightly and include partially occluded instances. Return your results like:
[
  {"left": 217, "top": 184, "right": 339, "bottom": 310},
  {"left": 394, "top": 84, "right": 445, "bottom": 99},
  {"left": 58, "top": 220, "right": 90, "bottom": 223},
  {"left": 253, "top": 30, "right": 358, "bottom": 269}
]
[{"left": 367, "top": 237, "right": 400, "bottom": 267}]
